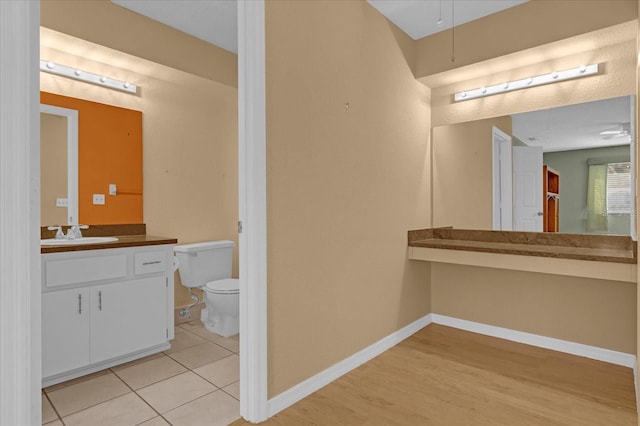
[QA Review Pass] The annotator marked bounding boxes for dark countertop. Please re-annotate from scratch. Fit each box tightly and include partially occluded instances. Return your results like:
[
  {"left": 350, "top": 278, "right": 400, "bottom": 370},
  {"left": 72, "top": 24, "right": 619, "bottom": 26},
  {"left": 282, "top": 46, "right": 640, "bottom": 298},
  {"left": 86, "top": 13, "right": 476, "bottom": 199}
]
[
  {"left": 408, "top": 228, "right": 637, "bottom": 264},
  {"left": 40, "top": 224, "right": 177, "bottom": 254}
]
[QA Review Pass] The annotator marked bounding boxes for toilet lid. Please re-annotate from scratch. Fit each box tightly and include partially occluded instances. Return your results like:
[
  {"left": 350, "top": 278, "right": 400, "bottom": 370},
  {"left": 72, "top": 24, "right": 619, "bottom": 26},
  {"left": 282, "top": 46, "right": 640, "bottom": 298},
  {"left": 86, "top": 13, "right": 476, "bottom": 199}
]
[{"left": 205, "top": 278, "right": 239, "bottom": 294}]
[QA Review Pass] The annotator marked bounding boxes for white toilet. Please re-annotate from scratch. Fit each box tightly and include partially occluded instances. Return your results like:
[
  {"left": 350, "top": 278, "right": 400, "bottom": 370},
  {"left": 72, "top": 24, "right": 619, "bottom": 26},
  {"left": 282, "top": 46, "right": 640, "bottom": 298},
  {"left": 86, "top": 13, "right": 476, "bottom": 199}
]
[{"left": 174, "top": 240, "right": 239, "bottom": 337}]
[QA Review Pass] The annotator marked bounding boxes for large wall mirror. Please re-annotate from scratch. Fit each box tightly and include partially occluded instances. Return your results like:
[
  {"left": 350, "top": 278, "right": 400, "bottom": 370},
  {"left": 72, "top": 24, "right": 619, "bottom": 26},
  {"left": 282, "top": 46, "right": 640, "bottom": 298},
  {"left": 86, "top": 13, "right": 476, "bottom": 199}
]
[
  {"left": 433, "top": 95, "right": 635, "bottom": 237},
  {"left": 40, "top": 92, "right": 143, "bottom": 227}
]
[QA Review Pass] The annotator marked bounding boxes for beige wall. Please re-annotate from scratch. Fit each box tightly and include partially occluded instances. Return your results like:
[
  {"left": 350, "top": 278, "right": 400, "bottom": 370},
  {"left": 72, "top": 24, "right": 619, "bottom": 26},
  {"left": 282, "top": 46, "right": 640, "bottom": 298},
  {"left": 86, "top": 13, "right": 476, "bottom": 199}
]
[
  {"left": 265, "top": 1, "right": 432, "bottom": 397},
  {"left": 432, "top": 264, "right": 637, "bottom": 353},
  {"left": 432, "top": 116, "right": 512, "bottom": 229},
  {"left": 39, "top": 26, "right": 238, "bottom": 308},
  {"left": 40, "top": 0, "right": 237, "bottom": 88},
  {"left": 414, "top": 0, "right": 637, "bottom": 79},
  {"left": 430, "top": 25, "right": 637, "bottom": 127}
]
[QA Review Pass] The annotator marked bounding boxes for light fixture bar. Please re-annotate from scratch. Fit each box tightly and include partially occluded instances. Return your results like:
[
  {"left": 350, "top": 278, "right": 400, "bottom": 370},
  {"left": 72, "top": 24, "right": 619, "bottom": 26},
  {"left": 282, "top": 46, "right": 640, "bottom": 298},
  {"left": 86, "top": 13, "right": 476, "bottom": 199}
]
[
  {"left": 40, "top": 60, "right": 138, "bottom": 94},
  {"left": 454, "top": 64, "right": 598, "bottom": 102}
]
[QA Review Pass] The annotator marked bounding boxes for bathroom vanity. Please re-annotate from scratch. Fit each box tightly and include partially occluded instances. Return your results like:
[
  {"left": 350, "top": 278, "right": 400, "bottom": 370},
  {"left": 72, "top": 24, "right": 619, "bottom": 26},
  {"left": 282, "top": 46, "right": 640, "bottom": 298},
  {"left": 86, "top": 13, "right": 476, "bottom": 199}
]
[{"left": 41, "top": 228, "right": 177, "bottom": 387}]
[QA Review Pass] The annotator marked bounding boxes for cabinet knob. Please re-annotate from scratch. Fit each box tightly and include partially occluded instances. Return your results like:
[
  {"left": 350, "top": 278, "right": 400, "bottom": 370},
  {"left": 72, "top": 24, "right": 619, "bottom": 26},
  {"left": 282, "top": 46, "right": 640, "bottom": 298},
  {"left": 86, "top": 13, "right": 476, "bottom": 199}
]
[{"left": 537, "top": 212, "right": 544, "bottom": 216}]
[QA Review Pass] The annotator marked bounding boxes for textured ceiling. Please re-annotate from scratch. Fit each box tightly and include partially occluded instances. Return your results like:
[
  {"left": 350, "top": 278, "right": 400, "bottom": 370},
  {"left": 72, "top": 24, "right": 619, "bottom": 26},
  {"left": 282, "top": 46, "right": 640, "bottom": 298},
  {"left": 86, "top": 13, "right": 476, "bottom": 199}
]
[
  {"left": 512, "top": 96, "right": 632, "bottom": 152},
  {"left": 112, "top": 0, "right": 528, "bottom": 54},
  {"left": 367, "top": 0, "right": 528, "bottom": 40},
  {"left": 112, "top": 0, "right": 238, "bottom": 53}
]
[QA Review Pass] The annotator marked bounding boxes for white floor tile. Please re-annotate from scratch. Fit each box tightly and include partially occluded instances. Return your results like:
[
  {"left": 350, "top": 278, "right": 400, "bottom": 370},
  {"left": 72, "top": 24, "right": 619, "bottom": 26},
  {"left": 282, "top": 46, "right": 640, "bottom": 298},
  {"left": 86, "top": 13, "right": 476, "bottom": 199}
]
[
  {"left": 163, "top": 390, "right": 240, "bottom": 426},
  {"left": 114, "top": 355, "right": 187, "bottom": 390},
  {"left": 62, "top": 393, "right": 156, "bottom": 426},
  {"left": 193, "top": 354, "right": 239, "bottom": 387},
  {"left": 46, "top": 372, "right": 129, "bottom": 417},
  {"left": 137, "top": 371, "right": 216, "bottom": 413}
]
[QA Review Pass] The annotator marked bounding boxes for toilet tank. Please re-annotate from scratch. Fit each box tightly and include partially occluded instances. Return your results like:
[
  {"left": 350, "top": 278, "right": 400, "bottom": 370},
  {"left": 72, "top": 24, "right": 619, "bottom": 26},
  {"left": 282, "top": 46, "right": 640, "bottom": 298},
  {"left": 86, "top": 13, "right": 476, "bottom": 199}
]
[{"left": 174, "top": 240, "right": 234, "bottom": 287}]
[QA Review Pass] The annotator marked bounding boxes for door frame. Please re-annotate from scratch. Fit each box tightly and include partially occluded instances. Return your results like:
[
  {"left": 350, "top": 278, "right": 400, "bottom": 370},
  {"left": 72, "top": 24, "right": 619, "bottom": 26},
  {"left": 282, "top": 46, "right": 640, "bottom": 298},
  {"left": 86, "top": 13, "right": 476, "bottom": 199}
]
[
  {"left": 0, "top": 2, "right": 42, "bottom": 425},
  {"left": 238, "top": 0, "right": 269, "bottom": 422}
]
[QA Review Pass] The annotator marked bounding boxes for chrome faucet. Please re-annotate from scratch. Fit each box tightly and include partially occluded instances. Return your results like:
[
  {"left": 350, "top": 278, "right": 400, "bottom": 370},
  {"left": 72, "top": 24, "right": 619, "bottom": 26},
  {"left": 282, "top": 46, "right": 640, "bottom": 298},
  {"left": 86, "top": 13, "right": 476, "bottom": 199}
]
[
  {"left": 66, "top": 224, "right": 89, "bottom": 240},
  {"left": 47, "top": 226, "right": 65, "bottom": 240}
]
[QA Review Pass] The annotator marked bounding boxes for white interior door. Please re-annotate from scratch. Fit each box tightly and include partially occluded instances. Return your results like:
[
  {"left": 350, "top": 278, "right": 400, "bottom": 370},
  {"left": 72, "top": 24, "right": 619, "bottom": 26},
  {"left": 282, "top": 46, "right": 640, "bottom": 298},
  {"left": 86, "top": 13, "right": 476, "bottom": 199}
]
[
  {"left": 492, "top": 127, "right": 513, "bottom": 230},
  {"left": 513, "top": 146, "right": 543, "bottom": 231}
]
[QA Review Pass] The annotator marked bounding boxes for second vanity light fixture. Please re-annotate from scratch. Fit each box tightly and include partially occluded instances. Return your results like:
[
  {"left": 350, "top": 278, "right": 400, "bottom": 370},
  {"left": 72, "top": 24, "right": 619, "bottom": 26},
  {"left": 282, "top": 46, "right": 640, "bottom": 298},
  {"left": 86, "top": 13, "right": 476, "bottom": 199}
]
[
  {"left": 454, "top": 64, "right": 598, "bottom": 102},
  {"left": 40, "top": 60, "right": 138, "bottom": 94}
]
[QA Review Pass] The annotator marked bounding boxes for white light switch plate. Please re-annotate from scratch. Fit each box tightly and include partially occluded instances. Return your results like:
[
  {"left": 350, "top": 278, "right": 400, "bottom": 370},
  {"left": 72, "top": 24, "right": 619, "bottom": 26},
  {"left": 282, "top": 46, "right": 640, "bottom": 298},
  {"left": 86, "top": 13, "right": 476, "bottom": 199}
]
[
  {"left": 109, "top": 184, "right": 117, "bottom": 196},
  {"left": 56, "top": 198, "right": 68, "bottom": 207},
  {"left": 93, "top": 194, "right": 105, "bottom": 205}
]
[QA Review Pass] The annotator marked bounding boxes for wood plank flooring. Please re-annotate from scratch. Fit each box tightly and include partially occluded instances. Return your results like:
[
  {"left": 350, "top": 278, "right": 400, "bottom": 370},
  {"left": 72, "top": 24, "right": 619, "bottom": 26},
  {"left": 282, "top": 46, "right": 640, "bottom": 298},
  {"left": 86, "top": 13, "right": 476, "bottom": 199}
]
[{"left": 232, "top": 324, "right": 637, "bottom": 425}]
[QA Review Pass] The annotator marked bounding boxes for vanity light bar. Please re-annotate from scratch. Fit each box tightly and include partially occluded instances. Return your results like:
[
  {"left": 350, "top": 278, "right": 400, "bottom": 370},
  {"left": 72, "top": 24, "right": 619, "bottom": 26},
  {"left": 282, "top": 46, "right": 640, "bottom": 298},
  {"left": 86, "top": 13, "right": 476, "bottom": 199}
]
[
  {"left": 40, "top": 60, "right": 138, "bottom": 94},
  {"left": 454, "top": 64, "right": 599, "bottom": 102}
]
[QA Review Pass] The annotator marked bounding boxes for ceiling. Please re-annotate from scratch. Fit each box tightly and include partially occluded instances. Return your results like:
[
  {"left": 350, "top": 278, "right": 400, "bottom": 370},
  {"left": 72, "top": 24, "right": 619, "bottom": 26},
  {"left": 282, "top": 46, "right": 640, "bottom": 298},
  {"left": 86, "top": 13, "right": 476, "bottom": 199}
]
[
  {"left": 367, "top": 0, "right": 528, "bottom": 40},
  {"left": 110, "top": 1, "right": 631, "bottom": 153},
  {"left": 112, "top": 0, "right": 238, "bottom": 53},
  {"left": 512, "top": 96, "right": 632, "bottom": 153},
  {"left": 112, "top": 0, "right": 528, "bottom": 54}
]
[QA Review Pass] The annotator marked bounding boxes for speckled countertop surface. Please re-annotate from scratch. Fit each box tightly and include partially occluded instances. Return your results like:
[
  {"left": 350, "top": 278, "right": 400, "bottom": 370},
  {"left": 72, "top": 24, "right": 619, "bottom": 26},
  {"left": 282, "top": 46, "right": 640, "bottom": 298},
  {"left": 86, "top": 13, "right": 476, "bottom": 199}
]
[
  {"left": 40, "top": 224, "right": 177, "bottom": 254},
  {"left": 408, "top": 228, "right": 636, "bottom": 264}
]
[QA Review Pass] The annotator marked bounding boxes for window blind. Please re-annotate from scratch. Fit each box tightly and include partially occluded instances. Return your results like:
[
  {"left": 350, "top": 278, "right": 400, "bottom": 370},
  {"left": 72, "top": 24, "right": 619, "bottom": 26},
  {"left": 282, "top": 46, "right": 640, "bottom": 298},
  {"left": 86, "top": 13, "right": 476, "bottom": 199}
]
[{"left": 606, "top": 162, "right": 631, "bottom": 215}]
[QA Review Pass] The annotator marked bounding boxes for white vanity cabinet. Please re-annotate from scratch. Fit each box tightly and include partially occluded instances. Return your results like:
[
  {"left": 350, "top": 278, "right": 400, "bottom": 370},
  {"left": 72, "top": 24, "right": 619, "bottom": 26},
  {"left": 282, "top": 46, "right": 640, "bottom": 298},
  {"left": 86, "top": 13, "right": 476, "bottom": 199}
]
[
  {"left": 42, "top": 288, "right": 91, "bottom": 377},
  {"left": 41, "top": 244, "right": 175, "bottom": 387}
]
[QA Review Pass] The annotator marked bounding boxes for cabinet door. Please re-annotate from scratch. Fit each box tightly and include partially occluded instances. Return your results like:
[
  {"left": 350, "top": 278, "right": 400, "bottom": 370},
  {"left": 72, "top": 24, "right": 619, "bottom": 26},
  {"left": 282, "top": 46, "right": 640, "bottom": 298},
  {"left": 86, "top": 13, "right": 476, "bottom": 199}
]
[
  {"left": 90, "top": 276, "right": 167, "bottom": 364},
  {"left": 42, "top": 289, "right": 90, "bottom": 378}
]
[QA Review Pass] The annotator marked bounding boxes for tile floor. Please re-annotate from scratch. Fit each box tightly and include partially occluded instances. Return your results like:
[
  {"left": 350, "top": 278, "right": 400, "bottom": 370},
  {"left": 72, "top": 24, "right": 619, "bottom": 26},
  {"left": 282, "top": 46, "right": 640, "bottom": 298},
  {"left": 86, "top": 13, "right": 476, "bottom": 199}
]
[{"left": 42, "top": 321, "right": 240, "bottom": 426}]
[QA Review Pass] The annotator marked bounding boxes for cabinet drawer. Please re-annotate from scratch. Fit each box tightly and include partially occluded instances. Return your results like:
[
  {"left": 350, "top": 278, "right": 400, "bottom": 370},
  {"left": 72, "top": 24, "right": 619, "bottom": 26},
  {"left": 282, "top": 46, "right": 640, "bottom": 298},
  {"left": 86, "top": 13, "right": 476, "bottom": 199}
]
[
  {"left": 44, "top": 254, "right": 127, "bottom": 288},
  {"left": 134, "top": 251, "right": 167, "bottom": 276}
]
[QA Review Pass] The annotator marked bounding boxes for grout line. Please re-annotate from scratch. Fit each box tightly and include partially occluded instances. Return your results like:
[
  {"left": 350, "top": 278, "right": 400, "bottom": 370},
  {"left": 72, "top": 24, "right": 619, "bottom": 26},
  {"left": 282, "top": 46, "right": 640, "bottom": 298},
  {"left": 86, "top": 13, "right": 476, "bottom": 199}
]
[
  {"left": 43, "top": 391, "right": 64, "bottom": 425},
  {"left": 47, "top": 326, "right": 239, "bottom": 425},
  {"left": 49, "top": 372, "right": 131, "bottom": 419},
  {"left": 160, "top": 390, "right": 219, "bottom": 417},
  {"left": 219, "top": 380, "right": 240, "bottom": 401},
  {"left": 109, "top": 365, "right": 166, "bottom": 423}
]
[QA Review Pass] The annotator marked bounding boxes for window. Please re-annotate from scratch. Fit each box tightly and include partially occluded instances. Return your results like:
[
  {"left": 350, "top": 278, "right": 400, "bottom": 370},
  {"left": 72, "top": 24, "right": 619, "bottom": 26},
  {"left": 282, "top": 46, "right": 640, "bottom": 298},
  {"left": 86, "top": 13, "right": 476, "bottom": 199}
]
[
  {"left": 586, "top": 161, "right": 632, "bottom": 232},
  {"left": 606, "top": 162, "right": 631, "bottom": 215}
]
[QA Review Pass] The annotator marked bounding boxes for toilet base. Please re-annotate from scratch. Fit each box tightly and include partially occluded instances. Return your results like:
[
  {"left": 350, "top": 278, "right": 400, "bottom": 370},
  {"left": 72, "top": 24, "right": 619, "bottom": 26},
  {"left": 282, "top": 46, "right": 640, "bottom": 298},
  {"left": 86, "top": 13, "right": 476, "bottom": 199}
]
[{"left": 200, "top": 308, "right": 239, "bottom": 337}]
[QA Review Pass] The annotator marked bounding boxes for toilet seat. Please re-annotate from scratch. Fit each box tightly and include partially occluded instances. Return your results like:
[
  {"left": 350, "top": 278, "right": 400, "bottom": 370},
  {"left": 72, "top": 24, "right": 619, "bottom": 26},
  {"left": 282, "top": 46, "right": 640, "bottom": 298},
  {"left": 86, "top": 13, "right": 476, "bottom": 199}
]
[{"left": 205, "top": 278, "right": 239, "bottom": 294}]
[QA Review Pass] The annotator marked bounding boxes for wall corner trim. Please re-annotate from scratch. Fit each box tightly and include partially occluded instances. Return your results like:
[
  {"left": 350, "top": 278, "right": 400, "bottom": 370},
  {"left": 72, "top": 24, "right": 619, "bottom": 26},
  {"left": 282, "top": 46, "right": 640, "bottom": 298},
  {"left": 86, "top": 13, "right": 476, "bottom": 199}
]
[
  {"left": 431, "top": 314, "right": 637, "bottom": 368},
  {"left": 267, "top": 314, "right": 433, "bottom": 418}
]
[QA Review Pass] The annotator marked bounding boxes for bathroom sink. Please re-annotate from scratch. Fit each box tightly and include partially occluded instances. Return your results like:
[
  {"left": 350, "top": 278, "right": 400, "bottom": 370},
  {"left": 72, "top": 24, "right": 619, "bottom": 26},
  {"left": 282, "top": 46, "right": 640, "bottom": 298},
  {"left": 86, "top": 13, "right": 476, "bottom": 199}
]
[{"left": 41, "top": 237, "right": 119, "bottom": 246}]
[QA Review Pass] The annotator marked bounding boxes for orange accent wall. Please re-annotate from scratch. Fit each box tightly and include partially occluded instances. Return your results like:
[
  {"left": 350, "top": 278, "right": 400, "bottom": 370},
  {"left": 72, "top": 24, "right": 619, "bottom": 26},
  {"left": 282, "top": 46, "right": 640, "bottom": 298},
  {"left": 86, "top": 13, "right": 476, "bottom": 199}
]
[{"left": 41, "top": 92, "right": 143, "bottom": 224}]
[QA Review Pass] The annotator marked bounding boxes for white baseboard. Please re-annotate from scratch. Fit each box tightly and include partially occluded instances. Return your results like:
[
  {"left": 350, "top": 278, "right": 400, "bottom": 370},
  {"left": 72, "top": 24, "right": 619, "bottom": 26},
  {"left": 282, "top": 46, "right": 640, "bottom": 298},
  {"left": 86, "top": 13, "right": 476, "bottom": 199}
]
[
  {"left": 267, "top": 313, "right": 433, "bottom": 417},
  {"left": 431, "top": 314, "right": 637, "bottom": 368},
  {"left": 267, "top": 313, "right": 636, "bottom": 419}
]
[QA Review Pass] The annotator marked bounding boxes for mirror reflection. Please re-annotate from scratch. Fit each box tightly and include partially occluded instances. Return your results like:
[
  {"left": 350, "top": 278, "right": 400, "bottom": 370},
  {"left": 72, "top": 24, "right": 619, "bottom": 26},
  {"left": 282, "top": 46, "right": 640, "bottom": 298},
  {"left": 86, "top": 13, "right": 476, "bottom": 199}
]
[
  {"left": 433, "top": 95, "right": 634, "bottom": 236},
  {"left": 40, "top": 104, "right": 78, "bottom": 226}
]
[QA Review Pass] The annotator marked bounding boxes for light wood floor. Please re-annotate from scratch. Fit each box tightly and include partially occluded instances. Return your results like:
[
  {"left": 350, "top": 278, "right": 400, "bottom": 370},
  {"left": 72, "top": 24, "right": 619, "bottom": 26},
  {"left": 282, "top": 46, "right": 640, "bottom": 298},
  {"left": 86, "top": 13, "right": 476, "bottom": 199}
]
[{"left": 232, "top": 324, "right": 637, "bottom": 425}]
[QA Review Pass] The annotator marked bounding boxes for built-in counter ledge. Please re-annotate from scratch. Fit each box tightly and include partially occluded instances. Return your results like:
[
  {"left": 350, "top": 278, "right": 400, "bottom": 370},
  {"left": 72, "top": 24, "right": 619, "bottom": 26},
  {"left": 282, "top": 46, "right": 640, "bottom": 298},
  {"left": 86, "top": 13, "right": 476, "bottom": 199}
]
[
  {"left": 40, "top": 223, "right": 177, "bottom": 254},
  {"left": 408, "top": 228, "right": 637, "bottom": 282},
  {"left": 408, "top": 228, "right": 636, "bottom": 265}
]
